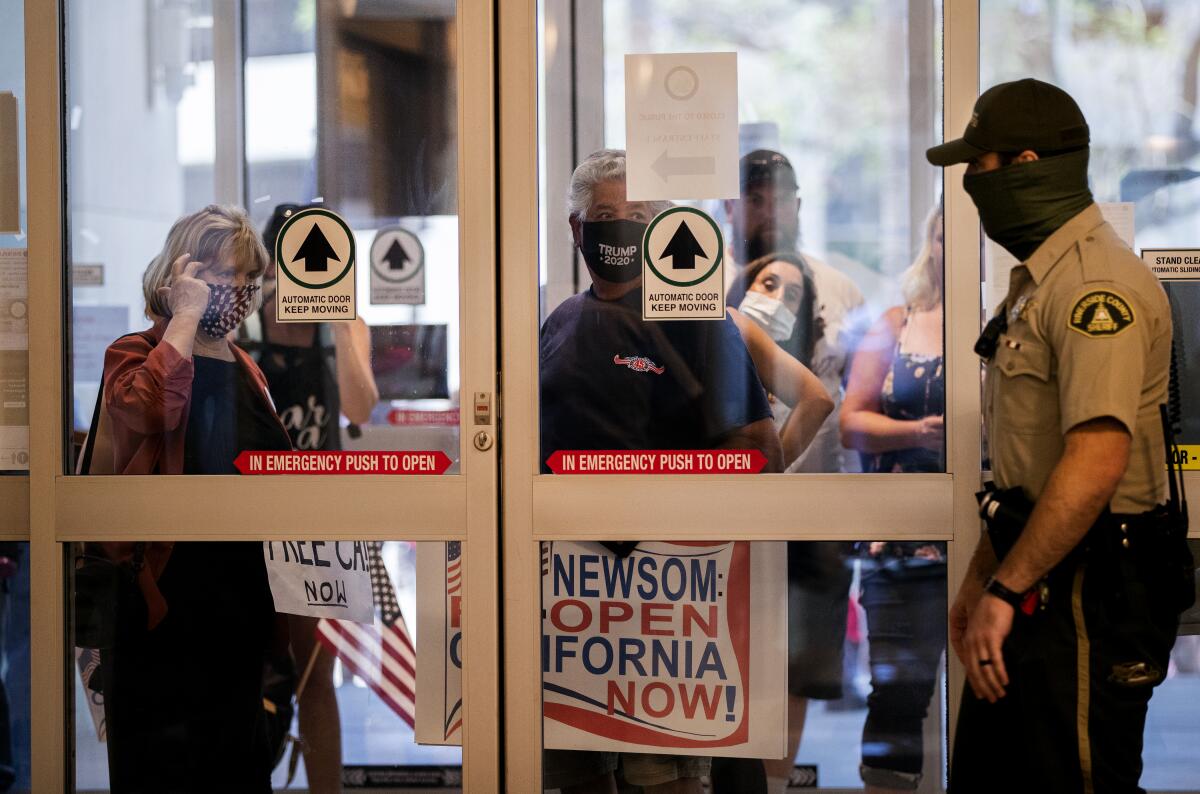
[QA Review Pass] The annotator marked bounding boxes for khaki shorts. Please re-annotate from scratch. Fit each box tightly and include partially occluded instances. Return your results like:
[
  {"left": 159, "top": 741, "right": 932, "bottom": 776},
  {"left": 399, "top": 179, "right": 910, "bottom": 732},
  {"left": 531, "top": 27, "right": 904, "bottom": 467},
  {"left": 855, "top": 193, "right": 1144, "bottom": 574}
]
[{"left": 542, "top": 750, "right": 711, "bottom": 789}]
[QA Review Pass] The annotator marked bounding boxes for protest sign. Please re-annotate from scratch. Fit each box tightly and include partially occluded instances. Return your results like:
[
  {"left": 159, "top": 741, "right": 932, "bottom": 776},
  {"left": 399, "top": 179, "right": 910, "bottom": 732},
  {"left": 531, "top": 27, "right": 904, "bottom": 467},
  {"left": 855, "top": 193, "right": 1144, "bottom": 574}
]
[
  {"left": 76, "top": 647, "right": 106, "bottom": 742},
  {"left": 263, "top": 541, "right": 374, "bottom": 624},
  {"left": 542, "top": 540, "right": 787, "bottom": 757},
  {"left": 416, "top": 541, "right": 464, "bottom": 745}
]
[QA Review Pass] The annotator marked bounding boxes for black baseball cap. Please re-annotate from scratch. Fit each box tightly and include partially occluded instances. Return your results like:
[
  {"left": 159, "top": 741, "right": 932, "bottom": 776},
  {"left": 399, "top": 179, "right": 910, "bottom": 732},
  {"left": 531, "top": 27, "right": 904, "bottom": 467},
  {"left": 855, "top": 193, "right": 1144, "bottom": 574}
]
[
  {"left": 926, "top": 78, "right": 1090, "bottom": 166},
  {"left": 263, "top": 202, "right": 320, "bottom": 257},
  {"left": 740, "top": 149, "right": 799, "bottom": 191}
]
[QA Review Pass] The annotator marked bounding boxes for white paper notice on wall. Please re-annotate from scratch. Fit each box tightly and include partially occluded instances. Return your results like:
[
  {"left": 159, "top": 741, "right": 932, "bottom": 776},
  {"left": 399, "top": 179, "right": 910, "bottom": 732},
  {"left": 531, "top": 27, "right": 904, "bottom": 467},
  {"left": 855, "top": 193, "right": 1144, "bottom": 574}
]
[
  {"left": 985, "top": 202, "right": 1135, "bottom": 315},
  {"left": 1141, "top": 249, "right": 1200, "bottom": 281},
  {"left": 0, "top": 93, "right": 18, "bottom": 234},
  {"left": 0, "top": 248, "right": 27, "bottom": 470},
  {"left": 625, "top": 53, "right": 739, "bottom": 201}
]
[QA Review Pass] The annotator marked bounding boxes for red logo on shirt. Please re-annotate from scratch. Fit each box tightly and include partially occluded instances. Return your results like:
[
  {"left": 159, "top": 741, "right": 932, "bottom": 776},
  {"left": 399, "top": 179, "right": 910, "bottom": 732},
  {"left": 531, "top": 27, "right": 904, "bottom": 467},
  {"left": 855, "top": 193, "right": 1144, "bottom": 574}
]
[{"left": 613, "top": 354, "right": 665, "bottom": 375}]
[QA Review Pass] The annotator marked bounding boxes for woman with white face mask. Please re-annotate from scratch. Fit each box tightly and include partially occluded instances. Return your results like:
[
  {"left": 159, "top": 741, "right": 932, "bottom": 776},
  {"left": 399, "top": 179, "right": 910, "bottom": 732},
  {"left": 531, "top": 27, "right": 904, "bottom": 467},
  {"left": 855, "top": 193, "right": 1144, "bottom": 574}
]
[{"left": 726, "top": 253, "right": 832, "bottom": 464}]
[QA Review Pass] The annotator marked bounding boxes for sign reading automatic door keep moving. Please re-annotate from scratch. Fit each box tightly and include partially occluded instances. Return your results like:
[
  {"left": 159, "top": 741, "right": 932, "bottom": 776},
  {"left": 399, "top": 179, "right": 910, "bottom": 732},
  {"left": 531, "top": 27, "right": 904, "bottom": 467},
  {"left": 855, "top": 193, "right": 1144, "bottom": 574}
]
[
  {"left": 642, "top": 206, "right": 725, "bottom": 321},
  {"left": 275, "top": 207, "right": 357, "bottom": 322},
  {"left": 370, "top": 226, "right": 426, "bottom": 305}
]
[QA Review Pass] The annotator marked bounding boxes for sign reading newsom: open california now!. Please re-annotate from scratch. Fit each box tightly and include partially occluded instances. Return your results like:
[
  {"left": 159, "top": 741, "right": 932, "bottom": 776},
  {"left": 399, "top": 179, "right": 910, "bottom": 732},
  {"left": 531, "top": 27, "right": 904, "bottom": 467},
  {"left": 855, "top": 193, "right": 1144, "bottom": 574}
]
[{"left": 542, "top": 540, "right": 787, "bottom": 756}]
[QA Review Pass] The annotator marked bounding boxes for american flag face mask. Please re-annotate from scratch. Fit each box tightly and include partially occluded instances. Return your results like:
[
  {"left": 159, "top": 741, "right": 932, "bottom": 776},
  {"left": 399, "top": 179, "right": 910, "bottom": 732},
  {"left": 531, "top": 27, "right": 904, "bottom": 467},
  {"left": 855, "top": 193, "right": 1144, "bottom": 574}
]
[{"left": 198, "top": 283, "right": 259, "bottom": 338}]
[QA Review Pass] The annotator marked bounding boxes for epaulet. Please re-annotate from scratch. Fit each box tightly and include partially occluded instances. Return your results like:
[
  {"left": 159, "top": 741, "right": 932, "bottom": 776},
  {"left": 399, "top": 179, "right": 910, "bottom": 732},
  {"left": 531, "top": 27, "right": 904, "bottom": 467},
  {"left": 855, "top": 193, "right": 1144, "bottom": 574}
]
[{"left": 1077, "top": 223, "right": 1117, "bottom": 284}]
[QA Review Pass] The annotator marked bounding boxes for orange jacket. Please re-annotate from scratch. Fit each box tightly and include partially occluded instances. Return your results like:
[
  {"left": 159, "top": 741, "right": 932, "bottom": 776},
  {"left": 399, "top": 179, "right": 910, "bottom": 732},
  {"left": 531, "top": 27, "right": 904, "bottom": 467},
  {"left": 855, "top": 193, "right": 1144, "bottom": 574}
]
[{"left": 101, "top": 321, "right": 286, "bottom": 475}]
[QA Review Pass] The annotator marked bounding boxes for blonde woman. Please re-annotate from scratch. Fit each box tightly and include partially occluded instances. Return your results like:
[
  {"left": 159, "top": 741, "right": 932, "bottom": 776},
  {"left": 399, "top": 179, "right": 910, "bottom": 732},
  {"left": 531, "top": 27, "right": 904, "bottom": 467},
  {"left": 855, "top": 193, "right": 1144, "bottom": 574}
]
[
  {"left": 96, "top": 205, "right": 290, "bottom": 793},
  {"left": 840, "top": 203, "right": 946, "bottom": 793}
]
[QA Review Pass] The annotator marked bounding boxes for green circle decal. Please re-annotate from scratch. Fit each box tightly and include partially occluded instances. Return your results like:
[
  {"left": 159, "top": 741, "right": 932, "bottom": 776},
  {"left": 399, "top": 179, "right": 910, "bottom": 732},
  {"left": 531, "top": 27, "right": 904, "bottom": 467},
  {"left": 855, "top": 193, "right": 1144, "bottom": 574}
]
[
  {"left": 370, "top": 228, "right": 425, "bottom": 284},
  {"left": 276, "top": 208, "right": 357, "bottom": 291},
  {"left": 643, "top": 206, "right": 724, "bottom": 288}
]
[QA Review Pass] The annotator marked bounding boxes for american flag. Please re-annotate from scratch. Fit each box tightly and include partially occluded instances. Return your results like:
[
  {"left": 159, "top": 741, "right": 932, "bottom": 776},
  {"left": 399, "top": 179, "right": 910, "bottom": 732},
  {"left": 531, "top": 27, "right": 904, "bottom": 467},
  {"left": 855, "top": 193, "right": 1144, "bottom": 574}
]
[
  {"left": 446, "top": 541, "right": 462, "bottom": 595},
  {"left": 315, "top": 542, "right": 417, "bottom": 727}
]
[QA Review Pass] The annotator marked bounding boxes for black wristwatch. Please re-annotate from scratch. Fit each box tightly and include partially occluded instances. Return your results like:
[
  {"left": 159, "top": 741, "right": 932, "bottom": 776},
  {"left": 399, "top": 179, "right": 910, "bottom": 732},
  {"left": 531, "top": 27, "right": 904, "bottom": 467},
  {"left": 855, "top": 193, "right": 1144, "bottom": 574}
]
[{"left": 984, "top": 576, "right": 1026, "bottom": 609}]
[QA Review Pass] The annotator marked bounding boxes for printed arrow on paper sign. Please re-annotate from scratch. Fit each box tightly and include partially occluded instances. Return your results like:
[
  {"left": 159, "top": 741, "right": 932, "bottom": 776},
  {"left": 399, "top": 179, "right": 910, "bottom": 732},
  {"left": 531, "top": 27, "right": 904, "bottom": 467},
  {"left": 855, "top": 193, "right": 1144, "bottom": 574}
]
[
  {"left": 659, "top": 220, "right": 708, "bottom": 270},
  {"left": 383, "top": 239, "right": 411, "bottom": 271},
  {"left": 651, "top": 150, "right": 715, "bottom": 181},
  {"left": 293, "top": 224, "right": 340, "bottom": 273}
]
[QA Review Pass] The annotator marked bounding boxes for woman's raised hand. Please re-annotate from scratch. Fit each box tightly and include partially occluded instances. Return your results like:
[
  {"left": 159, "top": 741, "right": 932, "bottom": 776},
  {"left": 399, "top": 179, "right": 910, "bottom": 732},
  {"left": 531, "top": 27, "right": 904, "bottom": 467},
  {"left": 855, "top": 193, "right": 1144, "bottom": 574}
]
[{"left": 159, "top": 254, "right": 210, "bottom": 319}]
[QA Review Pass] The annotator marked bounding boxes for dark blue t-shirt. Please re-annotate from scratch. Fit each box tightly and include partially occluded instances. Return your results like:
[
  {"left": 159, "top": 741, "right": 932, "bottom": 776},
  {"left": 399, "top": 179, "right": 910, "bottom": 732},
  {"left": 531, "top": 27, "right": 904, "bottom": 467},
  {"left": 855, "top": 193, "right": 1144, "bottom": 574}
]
[{"left": 539, "top": 286, "right": 772, "bottom": 471}]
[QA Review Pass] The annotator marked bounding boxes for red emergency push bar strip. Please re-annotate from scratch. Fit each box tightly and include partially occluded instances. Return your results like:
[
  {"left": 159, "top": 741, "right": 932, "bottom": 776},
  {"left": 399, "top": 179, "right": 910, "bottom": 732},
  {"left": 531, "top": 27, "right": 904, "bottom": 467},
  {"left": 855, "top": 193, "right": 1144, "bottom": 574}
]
[
  {"left": 234, "top": 450, "right": 453, "bottom": 475},
  {"left": 545, "top": 450, "right": 767, "bottom": 475}
]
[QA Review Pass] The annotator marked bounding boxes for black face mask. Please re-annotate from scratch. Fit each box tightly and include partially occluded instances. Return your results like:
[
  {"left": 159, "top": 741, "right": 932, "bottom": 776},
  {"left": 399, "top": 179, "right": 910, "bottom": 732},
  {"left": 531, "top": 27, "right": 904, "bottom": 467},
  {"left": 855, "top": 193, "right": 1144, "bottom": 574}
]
[
  {"left": 962, "top": 148, "right": 1094, "bottom": 262},
  {"left": 579, "top": 219, "right": 646, "bottom": 284}
]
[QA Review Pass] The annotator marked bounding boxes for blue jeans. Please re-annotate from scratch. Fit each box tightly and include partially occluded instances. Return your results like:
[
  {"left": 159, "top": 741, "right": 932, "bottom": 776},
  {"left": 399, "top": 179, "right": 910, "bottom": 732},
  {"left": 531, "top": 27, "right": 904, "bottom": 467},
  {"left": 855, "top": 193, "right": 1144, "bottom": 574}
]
[{"left": 859, "top": 558, "right": 946, "bottom": 789}]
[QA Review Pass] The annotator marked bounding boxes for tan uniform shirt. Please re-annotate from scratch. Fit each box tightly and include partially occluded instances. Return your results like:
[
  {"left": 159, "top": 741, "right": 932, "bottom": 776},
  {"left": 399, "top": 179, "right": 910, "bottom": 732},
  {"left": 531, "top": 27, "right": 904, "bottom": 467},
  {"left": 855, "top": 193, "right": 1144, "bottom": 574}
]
[{"left": 986, "top": 204, "right": 1171, "bottom": 514}]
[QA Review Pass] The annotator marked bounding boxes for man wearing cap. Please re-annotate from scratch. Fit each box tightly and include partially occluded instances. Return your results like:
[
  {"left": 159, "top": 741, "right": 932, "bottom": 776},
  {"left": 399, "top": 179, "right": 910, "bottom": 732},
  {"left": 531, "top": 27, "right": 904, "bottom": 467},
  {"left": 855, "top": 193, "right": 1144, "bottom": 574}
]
[
  {"left": 541, "top": 148, "right": 781, "bottom": 794},
  {"left": 929, "top": 78, "right": 1195, "bottom": 791},
  {"left": 724, "top": 149, "right": 866, "bottom": 474},
  {"left": 724, "top": 150, "right": 862, "bottom": 793}
]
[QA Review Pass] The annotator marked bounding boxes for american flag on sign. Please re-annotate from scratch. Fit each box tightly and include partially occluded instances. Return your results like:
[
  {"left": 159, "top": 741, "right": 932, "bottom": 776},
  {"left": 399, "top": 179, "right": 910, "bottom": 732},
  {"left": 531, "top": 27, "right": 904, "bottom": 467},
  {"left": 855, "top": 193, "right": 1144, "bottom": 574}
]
[
  {"left": 316, "top": 542, "right": 417, "bottom": 727},
  {"left": 446, "top": 541, "right": 462, "bottom": 595}
]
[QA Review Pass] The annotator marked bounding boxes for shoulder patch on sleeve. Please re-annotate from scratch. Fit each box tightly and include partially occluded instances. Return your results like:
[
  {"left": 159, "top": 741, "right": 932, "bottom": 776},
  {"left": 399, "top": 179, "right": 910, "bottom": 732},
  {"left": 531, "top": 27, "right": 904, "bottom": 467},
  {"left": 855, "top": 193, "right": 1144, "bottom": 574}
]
[{"left": 1068, "top": 290, "right": 1135, "bottom": 337}]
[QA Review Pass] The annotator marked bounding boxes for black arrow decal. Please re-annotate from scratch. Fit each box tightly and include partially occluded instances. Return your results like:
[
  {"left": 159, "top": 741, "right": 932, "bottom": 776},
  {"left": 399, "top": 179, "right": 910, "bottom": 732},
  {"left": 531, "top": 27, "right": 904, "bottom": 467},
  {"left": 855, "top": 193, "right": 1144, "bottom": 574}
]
[
  {"left": 292, "top": 223, "right": 340, "bottom": 273},
  {"left": 382, "top": 238, "right": 411, "bottom": 271},
  {"left": 659, "top": 220, "right": 708, "bottom": 270}
]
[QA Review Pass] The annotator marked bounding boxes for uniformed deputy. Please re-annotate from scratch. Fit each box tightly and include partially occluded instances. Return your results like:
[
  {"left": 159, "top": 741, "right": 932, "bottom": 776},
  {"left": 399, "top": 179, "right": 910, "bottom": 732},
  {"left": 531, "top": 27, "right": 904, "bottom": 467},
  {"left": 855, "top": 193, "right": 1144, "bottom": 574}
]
[{"left": 927, "top": 79, "right": 1196, "bottom": 792}]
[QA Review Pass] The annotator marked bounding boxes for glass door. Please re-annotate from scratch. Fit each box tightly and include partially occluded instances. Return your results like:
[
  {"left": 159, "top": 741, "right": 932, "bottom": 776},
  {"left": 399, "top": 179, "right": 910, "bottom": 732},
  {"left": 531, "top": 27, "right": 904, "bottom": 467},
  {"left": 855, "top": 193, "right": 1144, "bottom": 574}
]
[
  {"left": 26, "top": 0, "right": 498, "bottom": 790},
  {"left": 500, "top": 2, "right": 972, "bottom": 791}
]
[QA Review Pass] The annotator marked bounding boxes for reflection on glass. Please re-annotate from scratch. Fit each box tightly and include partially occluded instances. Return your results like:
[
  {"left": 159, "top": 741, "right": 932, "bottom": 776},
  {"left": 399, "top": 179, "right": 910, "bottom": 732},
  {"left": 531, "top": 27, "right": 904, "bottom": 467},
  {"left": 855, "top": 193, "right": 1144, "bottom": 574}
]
[
  {"left": 72, "top": 540, "right": 462, "bottom": 791},
  {"left": 538, "top": 0, "right": 942, "bottom": 474},
  {"left": 539, "top": 540, "right": 947, "bottom": 792},
  {"left": 67, "top": 0, "right": 463, "bottom": 474},
  {"left": 0, "top": 0, "right": 27, "bottom": 474}
]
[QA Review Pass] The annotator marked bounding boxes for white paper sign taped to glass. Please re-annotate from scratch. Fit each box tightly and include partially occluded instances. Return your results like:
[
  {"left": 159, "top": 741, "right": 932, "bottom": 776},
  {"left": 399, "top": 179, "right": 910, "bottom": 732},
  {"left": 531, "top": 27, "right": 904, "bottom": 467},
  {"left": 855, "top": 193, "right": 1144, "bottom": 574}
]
[
  {"left": 416, "top": 541, "right": 464, "bottom": 745},
  {"left": 0, "top": 248, "right": 28, "bottom": 470},
  {"left": 263, "top": 540, "right": 374, "bottom": 624},
  {"left": 1141, "top": 249, "right": 1200, "bottom": 281},
  {"left": 643, "top": 207, "right": 725, "bottom": 320},
  {"left": 542, "top": 540, "right": 788, "bottom": 757},
  {"left": 625, "top": 53, "right": 739, "bottom": 201},
  {"left": 275, "top": 207, "right": 357, "bottom": 322},
  {"left": 370, "top": 227, "right": 426, "bottom": 305}
]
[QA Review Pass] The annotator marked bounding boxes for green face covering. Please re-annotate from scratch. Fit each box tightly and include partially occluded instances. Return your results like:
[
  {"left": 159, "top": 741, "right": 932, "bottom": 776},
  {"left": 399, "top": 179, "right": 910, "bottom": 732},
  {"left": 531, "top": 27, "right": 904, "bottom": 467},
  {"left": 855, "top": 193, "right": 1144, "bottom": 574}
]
[{"left": 962, "top": 148, "right": 1094, "bottom": 262}]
